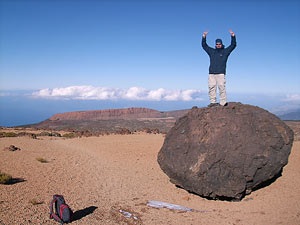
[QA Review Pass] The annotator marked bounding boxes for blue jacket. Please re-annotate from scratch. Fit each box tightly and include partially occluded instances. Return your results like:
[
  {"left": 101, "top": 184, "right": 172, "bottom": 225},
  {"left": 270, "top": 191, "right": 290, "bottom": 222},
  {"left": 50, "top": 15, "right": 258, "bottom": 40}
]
[{"left": 202, "top": 35, "right": 236, "bottom": 74}]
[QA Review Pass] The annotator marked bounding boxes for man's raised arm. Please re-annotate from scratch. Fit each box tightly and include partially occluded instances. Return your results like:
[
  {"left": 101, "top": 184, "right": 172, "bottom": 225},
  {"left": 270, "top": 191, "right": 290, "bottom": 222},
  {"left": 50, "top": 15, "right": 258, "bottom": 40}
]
[
  {"left": 202, "top": 31, "right": 210, "bottom": 53},
  {"left": 228, "top": 29, "right": 236, "bottom": 51}
]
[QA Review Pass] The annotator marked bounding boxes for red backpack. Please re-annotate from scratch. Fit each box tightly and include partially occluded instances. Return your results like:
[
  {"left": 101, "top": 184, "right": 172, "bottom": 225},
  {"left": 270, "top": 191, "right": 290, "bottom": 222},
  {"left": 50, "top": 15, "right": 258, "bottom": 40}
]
[{"left": 49, "top": 194, "right": 73, "bottom": 224}]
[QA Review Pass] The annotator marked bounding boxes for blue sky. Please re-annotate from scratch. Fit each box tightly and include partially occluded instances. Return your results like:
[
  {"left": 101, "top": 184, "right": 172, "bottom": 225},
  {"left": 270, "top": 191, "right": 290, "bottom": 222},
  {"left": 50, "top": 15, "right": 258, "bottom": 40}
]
[{"left": 0, "top": 0, "right": 300, "bottom": 126}]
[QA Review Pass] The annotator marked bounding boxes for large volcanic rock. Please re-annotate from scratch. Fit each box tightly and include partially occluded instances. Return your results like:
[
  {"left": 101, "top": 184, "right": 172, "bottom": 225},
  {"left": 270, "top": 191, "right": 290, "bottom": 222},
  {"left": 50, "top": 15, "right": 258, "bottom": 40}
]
[{"left": 157, "top": 102, "right": 294, "bottom": 200}]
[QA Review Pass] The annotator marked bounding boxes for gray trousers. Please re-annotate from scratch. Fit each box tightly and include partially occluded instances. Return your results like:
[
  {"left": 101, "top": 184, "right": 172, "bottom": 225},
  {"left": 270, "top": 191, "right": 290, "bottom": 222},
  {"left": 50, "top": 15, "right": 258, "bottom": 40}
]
[{"left": 208, "top": 74, "right": 227, "bottom": 106}]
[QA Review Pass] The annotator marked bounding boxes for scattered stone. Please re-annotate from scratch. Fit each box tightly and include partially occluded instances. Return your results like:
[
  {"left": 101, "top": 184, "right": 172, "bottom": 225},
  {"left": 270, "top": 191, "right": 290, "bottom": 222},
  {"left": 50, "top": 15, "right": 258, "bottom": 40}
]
[
  {"left": 17, "top": 132, "right": 37, "bottom": 139},
  {"left": 119, "top": 209, "right": 138, "bottom": 220},
  {"left": 142, "top": 128, "right": 160, "bottom": 134},
  {"left": 143, "top": 128, "right": 152, "bottom": 134},
  {"left": 158, "top": 102, "right": 294, "bottom": 200},
  {"left": 4, "top": 145, "right": 21, "bottom": 151},
  {"left": 182, "top": 196, "right": 191, "bottom": 201},
  {"left": 146, "top": 200, "right": 209, "bottom": 212},
  {"left": 152, "top": 128, "right": 160, "bottom": 134}
]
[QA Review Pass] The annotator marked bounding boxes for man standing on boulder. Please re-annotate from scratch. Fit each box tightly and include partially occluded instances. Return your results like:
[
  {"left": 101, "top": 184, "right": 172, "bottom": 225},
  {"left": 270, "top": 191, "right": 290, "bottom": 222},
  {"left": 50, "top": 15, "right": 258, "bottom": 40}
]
[{"left": 202, "top": 30, "right": 236, "bottom": 107}]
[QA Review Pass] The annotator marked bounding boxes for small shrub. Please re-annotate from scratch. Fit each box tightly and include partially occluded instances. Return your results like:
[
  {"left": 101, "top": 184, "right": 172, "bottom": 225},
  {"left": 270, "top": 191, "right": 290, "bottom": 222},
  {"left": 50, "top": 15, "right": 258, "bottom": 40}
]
[
  {"left": 62, "top": 133, "right": 76, "bottom": 138},
  {"left": 0, "top": 171, "right": 12, "bottom": 184},
  {"left": 38, "top": 131, "right": 51, "bottom": 136},
  {"left": 38, "top": 131, "right": 61, "bottom": 137},
  {"left": 17, "top": 132, "right": 37, "bottom": 139},
  {"left": 116, "top": 128, "right": 131, "bottom": 135},
  {"left": 80, "top": 130, "right": 93, "bottom": 137},
  {"left": 0, "top": 132, "right": 18, "bottom": 138},
  {"left": 36, "top": 157, "right": 48, "bottom": 163},
  {"left": 51, "top": 132, "right": 61, "bottom": 137},
  {"left": 6, "top": 132, "right": 18, "bottom": 137}
]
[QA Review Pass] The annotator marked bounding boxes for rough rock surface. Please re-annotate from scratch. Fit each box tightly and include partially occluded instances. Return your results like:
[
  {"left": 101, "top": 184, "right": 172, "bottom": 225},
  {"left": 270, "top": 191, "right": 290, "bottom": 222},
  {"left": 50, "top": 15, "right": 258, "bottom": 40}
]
[{"left": 157, "top": 102, "right": 294, "bottom": 200}]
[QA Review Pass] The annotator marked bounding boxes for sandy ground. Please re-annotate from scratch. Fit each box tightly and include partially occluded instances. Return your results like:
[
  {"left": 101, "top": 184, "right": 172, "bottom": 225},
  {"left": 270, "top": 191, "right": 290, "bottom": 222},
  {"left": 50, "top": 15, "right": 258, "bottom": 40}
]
[{"left": 0, "top": 132, "right": 300, "bottom": 225}]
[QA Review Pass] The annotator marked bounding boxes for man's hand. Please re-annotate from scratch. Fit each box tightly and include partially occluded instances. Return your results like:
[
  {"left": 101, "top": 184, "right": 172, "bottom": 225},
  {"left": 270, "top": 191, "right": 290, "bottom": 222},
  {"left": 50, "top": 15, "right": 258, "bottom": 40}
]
[
  {"left": 203, "top": 31, "right": 209, "bottom": 38},
  {"left": 229, "top": 29, "right": 235, "bottom": 36}
]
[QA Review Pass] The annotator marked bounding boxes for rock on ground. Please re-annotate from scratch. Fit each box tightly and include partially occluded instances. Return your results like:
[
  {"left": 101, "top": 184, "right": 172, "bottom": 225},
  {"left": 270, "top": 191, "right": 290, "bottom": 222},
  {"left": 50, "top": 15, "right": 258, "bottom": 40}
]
[
  {"left": 3, "top": 145, "right": 21, "bottom": 151},
  {"left": 157, "top": 102, "right": 294, "bottom": 200}
]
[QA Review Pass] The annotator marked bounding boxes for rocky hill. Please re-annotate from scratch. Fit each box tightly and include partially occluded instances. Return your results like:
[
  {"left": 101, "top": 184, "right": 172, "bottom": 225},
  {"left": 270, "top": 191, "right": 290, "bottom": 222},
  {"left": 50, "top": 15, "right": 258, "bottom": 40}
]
[
  {"left": 49, "top": 107, "right": 185, "bottom": 121},
  {"left": 28, "top": 107, "right": 190, "bottom": 134}
]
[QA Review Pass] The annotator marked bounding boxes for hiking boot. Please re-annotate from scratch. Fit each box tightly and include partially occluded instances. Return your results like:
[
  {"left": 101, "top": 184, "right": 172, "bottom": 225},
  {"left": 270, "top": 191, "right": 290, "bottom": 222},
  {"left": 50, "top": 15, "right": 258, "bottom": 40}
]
[
  {"left": 222, "top": 103, "right": 228, "bottom": 107},
  {"left": 208, "top": 103, "right": 220, "bottom": 107}
]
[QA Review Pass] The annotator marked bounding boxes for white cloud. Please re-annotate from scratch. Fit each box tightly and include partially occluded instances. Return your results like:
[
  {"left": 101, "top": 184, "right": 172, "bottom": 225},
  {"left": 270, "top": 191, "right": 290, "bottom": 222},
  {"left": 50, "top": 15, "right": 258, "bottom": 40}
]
[
  {"left": 148, "top": 88, "right": 166, "bottom": 101},
  {"left": 181, "top": 89, "right": 202, "bottom": 101},
  {"left": 32, "top": 86, "right": 204, "bottom": 101},
  {"left": 37, "top": 88, "right": 51, "bottom": 97},
  {"left": 283, "top": 94, "right": 300, "bottom": 102},
  {"left": 164, "top": 90, "right": 181, "bottom": 101},
  {"left": 124, "top": 87, "right": 148, "bottom": 100}
]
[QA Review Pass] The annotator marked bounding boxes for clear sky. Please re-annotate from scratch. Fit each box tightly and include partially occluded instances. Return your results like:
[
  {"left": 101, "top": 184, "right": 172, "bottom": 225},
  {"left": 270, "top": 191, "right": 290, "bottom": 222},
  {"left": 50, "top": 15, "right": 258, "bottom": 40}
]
[
  {"left": 1, "top": 0, "right": 299, "bottom": 92},
  {"left": 0, "top": 0, "right": 300, "bottom": 126}
]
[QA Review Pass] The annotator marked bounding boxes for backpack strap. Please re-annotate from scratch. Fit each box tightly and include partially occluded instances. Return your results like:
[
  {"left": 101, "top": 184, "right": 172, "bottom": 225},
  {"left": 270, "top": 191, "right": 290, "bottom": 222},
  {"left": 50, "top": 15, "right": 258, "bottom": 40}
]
[{"left": 49, "top": 195, "right": 63, "bottom": 224}]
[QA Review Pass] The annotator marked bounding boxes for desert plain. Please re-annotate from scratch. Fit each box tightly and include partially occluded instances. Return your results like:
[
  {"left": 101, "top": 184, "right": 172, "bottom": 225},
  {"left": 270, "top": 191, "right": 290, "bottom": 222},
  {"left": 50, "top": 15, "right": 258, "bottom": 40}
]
[{"left": 0, "top": 127, "right": 300, "bottom": 225}]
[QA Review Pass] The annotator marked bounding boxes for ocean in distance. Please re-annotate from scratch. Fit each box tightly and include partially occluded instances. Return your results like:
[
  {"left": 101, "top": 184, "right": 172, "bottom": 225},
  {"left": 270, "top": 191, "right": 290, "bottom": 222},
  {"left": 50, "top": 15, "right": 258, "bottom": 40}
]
[{"left": 0, "top": 92, "right": 298, "bottom": 127}]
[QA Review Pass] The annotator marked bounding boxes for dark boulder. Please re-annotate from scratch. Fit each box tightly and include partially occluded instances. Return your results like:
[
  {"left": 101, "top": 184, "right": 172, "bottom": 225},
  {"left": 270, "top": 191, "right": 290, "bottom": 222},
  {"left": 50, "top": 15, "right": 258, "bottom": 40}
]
[{"left": 157, "top": 102, "right": 294, "bottom": 200}]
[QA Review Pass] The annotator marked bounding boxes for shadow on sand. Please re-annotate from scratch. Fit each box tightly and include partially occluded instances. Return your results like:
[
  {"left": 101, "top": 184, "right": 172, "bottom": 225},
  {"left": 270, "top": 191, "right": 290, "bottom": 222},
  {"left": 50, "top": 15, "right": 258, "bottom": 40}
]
[
  {"left": 5, "top": 178, "right": 26, "bottom": 185},
  {"left": 175, "top": 169, "right": 283, "bottom": 202},
  {"left": 72, "top": 206, "right": 98, "bottom": 222}
]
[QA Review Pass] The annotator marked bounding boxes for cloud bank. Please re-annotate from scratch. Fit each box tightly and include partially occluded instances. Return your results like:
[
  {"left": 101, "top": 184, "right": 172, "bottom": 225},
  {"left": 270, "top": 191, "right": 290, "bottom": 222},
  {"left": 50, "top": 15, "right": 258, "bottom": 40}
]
[
  {"left": 282, "top": 94, "right": 300, "bottom": 102},
  {"left": 32, "top": 86, "right": 204, "bottom": 101}
]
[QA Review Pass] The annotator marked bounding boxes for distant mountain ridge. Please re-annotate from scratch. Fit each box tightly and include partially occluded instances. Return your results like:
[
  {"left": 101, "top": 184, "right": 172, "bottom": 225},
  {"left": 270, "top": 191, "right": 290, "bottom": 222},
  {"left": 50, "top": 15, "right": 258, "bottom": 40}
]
[
  {"left": 30, "top": 107, "right": 191, "bottom": 133},
  {"left": 278, "top": 109, "right": 300, "bottom": 120},
  {"left": 49, "top": 107, "right": 189, "bottom": 121}
]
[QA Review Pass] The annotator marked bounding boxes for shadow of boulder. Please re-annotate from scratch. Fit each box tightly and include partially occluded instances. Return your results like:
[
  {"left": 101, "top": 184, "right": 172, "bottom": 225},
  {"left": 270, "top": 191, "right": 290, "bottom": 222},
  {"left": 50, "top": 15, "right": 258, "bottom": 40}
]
[{"left": 176, "top": 169, "right": 283, "bottom": 201}]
